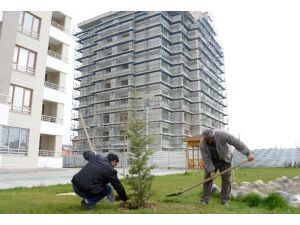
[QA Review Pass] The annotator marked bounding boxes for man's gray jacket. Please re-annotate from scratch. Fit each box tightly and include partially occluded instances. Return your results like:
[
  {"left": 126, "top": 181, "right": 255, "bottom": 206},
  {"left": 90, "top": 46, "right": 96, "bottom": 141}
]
[{"left": 200, "top": 130, "right": 251, "bottom": 173}]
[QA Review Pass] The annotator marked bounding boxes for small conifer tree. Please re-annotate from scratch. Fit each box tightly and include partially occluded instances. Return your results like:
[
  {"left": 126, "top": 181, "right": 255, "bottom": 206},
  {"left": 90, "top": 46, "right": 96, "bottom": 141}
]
[{"left": 126, "top": 91, "right": 155, "bottom": 208}]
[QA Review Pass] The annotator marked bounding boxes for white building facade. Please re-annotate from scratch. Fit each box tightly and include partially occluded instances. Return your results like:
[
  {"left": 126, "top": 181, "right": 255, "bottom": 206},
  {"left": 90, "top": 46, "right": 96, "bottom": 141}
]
[{"left": 0, "top": 11, "right": 74, "bottom": 168}]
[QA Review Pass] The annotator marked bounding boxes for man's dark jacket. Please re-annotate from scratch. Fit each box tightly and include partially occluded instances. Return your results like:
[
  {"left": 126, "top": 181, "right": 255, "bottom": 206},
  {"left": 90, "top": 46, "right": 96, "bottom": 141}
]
[{"left": 71, "top": 151, "right": 127, "bottom": 201}]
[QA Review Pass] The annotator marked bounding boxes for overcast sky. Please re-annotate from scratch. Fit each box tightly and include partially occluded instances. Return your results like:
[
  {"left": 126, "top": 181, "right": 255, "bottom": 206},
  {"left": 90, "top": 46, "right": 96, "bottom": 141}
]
[{"left": 5, "top": 0, "right": 300, "bottom": 150}]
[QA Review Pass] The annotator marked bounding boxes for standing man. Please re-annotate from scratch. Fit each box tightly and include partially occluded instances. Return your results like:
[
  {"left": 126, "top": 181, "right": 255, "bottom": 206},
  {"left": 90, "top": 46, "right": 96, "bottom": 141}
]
[
  {"left": 199, "top": 128, "right": 255, "bottom": 206},
  {"left": 72, "top": 151, "right": 127, "bottom": 209}
]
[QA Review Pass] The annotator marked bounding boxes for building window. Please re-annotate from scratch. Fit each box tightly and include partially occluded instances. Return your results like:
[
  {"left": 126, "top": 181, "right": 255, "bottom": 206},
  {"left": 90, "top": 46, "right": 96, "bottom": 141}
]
[
  {"left": 9, "top": 84, "right": 32, "bottom": 114},
  {"left": 120, "top": 130, "right": 127, "bottom": 141},
  {"left": 120, "top": 64, "right": 129, "bottom": 70},
  {"left": 18, "top": 11, "right": 41, "bottom": 39},
  {"left": 105, "top": 81, "right": 111, "bottom": 89},
  {"left": 162, "top": 109, "right": 170, "bottom": 121},
  {"left": 105, "top": 68, "right": 111, "bottom": 74},
  {"left": 120, "top": 79, "right": 128, "bottom": 86},
  {"left": 103, "top": 114, "right": 110, "bottom": 124},
  {"left": 103, "top": 131, "right": 109, "bottom": 142},
  {"left": 13, "top": 45, "right": 37, "bottom": 75},
  {"left": 120, "top": 112, "right": 128, "bottom": 122},
  {"left": 107, "top": 37, "right": 113, "bottom": 43},
  {"left": 122, "top": 33, "right": 129, "bottom": 38},
  {"left": 104, "top": 101, "right": 110, "bottom": 107},
  {"left": 120, "top": 98, "right": 128, "bottom": 105},
  {"left": 0, "top": 125, "right": 29, "bottom": 156}
]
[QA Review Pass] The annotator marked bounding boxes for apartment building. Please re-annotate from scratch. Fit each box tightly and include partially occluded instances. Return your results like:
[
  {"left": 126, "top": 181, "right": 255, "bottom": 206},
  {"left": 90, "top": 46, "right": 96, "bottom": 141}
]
[
  {"left": 0, "top": 11, "right": 73, "bottom": 168},
  {"left": 72, "top": 11, "right": 227, "bottom": 156}
]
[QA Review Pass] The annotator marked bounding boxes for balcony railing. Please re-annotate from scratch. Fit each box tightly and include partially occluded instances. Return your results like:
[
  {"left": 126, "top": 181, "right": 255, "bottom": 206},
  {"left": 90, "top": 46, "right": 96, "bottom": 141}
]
[
  {"left": 44, "top": 81, "right": 65, "bottom": 92},
  {"left": 13, "top": 63, "right": 35, "bottom": 76},
  {"left": 51, "top": 20, "right": 71, "bottom": 35},
  {"left": 41, "top": 115, "right": 63, "bottom": 124},
  {"left": 48, "top": 50, "right": 68, "bottom": 63},
  {"left": 10, "top": 105, "right": 31, "bottom": 114},
  {"left": 38, "top": 149, "right": 62, "bottom": 157},
  {"left": 0, "top": 94, "right": 8, "bottom": 104},
  {"left": 0, "top": 147, "right": 28, "bottom": 156},
  {"left": 17, "top": 25, "right": 40, "bottom": 39}
]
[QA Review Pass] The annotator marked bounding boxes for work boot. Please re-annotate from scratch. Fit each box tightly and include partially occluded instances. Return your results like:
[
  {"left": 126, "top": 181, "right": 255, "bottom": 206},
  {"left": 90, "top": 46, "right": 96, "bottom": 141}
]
[
  {"left": 81, "top": 199, "right": 95, "bottom": 210},
  {"left": 200, "top": 199, "right": 209, "bottom": 205},
  {"left": 106, "top": 192, "right": 115, "bottom": 203},
  {"left": 221, "top": 201, "right": 230, "bottom": 206}
]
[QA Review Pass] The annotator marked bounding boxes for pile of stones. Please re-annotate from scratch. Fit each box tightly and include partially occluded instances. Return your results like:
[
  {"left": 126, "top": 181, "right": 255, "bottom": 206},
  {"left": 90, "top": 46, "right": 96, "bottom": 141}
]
[{"left": 230, "top": 175, "right": 300, "bottom": 207}]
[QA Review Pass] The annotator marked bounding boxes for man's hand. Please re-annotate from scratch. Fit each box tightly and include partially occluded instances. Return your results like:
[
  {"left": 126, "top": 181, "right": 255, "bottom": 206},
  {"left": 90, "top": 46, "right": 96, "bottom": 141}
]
[
  {"left": 210, "top": 172, "right": 216, "bottom": 179},
  {"left": 247, "top": 153, "right": 255, "bottom": 161}
]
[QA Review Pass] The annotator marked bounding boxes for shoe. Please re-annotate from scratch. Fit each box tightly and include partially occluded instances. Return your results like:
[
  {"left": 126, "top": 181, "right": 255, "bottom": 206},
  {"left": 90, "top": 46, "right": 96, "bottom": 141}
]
[
  {"left": 106, "top": 192, "right": 115, "bottom": 203},
  {"left": 200, "top": 200, "right": 208, "bottom": 205},
  {"left": 81, "top": 199, "right": 95, "bottom": 210},
  {"left": 221, "top": 201, "right": 230, "bottom": 206}
]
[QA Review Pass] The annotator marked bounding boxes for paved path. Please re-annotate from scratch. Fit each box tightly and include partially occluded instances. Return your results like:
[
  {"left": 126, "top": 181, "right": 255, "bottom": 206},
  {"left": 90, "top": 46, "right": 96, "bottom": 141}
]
[{"left": 0, "top": 168, "right": 185, "bottom": 189}]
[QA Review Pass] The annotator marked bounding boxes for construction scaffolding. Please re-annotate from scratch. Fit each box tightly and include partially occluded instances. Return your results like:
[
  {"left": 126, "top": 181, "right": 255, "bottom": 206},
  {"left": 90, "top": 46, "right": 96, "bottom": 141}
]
[{"left": 71, "top": 11, "right": 227, "bottom": 164}]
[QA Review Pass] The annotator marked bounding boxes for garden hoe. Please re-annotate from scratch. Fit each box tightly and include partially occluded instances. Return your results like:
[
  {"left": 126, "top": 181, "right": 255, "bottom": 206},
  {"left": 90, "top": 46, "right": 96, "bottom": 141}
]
[{"left": 166, "top": 159, "right": 249, "bottom": 197}]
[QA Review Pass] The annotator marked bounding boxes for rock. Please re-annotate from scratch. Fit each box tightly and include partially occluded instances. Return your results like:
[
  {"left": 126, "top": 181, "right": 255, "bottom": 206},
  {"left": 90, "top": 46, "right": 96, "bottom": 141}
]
[
  {"left": 211, "top": 184, "right": 220, "bottom": 194},
  {"left": 292, "top": 175, "right": 300, "bottom": 182},
  {"left": 235, "top": 191, "right": 248, "bottom": 198},
  {"left": 254, "top": 180, "right": 265, "bottom": 186},
  {"left": 251, "top": 180, "right": 265, "bottom": 191},
  {"left": 275, "top": 191, "right": 290, "bottom": 199},
  {"left": 232, "top": 182, "right": 239, "bottom": 190},
  {"left": 288, "top": 194, "right": 300, "bottom": 207},
  {"left": 240, "top": 181, "right": 250, "bottom": 187}
]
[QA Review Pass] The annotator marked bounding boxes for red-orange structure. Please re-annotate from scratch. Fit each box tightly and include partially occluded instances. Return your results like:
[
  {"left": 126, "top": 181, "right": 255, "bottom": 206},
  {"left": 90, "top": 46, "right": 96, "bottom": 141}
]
[{"left": 184, "top": 135, "right": 205, "bottom": 172}]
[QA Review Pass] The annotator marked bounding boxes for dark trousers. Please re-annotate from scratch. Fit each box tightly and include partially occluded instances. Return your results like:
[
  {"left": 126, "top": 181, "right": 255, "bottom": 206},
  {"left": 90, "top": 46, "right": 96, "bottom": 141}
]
[
  {"left": 201, "top": 160, "right": 232, "bottom": 203},
  {"left": 72, "top": 184, "right": 112, "bottom": 206}
]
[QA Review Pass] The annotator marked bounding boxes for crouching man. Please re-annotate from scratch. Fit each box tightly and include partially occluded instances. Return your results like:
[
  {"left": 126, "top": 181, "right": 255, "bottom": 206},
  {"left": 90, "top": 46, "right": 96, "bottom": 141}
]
[{"left": 72, "top": 151, "right": 127, "bottom": 209}]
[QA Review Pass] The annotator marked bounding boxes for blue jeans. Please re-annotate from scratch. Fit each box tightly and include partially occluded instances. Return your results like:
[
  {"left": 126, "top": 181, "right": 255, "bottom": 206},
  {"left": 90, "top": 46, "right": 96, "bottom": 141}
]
[{"left": 73, "top": 184, "right": 112, "bottom": 206}]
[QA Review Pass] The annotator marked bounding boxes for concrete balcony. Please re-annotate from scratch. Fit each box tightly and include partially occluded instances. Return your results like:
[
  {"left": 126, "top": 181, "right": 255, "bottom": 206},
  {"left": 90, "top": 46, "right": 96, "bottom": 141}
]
[
  {"left": 43, "top": 83, "right": 67, "bottom": 104},
  {"left": 40, "top": 115, "right": 65, "bottom": 136},
  {"left": 46, "top": 51, "right": 69, "bottom": 74}
]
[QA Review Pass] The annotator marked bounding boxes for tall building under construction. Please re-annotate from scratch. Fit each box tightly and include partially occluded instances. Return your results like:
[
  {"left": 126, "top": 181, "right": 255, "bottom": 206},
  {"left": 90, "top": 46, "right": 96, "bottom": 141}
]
[{"left": 73, "top": 11, "right": 227, "bottom": 154}]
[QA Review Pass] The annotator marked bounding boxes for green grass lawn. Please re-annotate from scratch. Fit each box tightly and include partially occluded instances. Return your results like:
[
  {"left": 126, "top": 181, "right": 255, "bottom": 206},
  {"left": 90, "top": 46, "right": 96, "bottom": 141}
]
[{"left": 0, "top": 167, "right": 300, "bottom": 214}]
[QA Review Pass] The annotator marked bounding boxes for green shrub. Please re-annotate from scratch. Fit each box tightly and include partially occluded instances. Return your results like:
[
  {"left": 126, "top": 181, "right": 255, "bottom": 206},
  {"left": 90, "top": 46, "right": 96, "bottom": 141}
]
[
  {"left": 262, "top": 193, "right": 289, "bottom": 210},
  {"left": 241, "top": 193, "right": 263, "bottom": 207}
]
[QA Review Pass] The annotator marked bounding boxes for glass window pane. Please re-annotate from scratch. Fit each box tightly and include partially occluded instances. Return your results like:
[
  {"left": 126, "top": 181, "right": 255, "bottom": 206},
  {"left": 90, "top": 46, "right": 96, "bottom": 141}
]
[
  {"left": 18, "top": 48, "right": 28, "bottom": 67},
  {"left": 23, "top": 89, "right": 31, "bottom": 107},
  {"left": 13, "top": 47, "right": 18, "bottom": 63},
  {"left": 9, "top": 127, "right": 20, "bottom": 149},
  {"left": 13, "top": 86, "right": 24, "bottom": 109},
  {"left": 23, "top": 12, "right": 33, "bottom": 31},
  {"left": 18, "top": 12, "right": 24, "bottom": 26},
  {"left": 19, "top": 128, "right": 29, "bottom": 149},
  {"left": 32, "top": 18, "right": 39, "bottom": 33},
  {"left": 27, "top": 52, "right": 36, "bottom": 69},
  {"left": 0, "top": 126, "right": 9, "bottom": 148}
]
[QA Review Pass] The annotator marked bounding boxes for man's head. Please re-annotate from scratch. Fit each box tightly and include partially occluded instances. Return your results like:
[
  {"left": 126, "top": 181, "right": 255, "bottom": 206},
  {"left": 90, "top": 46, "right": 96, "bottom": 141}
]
[
  {"left": 202, "top": 128, "right": 216, "bottom": 144},
  {"left": 107, "top": 153, "right": 119, "bottom": 168}
]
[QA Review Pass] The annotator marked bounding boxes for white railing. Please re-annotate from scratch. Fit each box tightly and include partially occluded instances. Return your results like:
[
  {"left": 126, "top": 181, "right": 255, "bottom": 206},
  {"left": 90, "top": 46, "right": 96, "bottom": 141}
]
[
  {"left": 51, "top": 20, "right": 71, "bottom": 35},
  {"left": 41, "top": 115, "right": 63, "bottom": 124},
  {"left": 44, "top": 81, "right": 65, "bottom": 92},
  {"left": 47, "top": 50, "right": 68, "bottom": 63},
  {"left": 10, "top": 105, "right": 31, "bottom": 114},
  {"left": 0, "top": 94, "right": 8, "bottom": 104},
  {"left": 0, "top": 147, "right": 28, "bottom": 156},
  {"left": 38, "top": 149, "right": 62, "bottom": 157},
  {"left": 17, "top": 25, "right": 40, "bottom": 39},
  {"left": 13, "top": 63, "right": 35, "bottom": 76}
]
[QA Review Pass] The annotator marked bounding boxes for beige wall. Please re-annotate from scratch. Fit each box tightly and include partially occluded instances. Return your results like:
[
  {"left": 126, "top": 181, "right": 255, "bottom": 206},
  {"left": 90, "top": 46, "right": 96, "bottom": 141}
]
[
  {"left": 3, "top": 12, "right": 53, "bottom": 168},
  {"left": 0, "top": 12, "right": 18, "bottom": 96}
]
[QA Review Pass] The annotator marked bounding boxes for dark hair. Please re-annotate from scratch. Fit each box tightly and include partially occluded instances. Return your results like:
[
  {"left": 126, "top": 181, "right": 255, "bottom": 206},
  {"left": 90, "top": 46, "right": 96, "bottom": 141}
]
[{"left": 106, "top": 153, "right": 119, "bottom": 162}]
